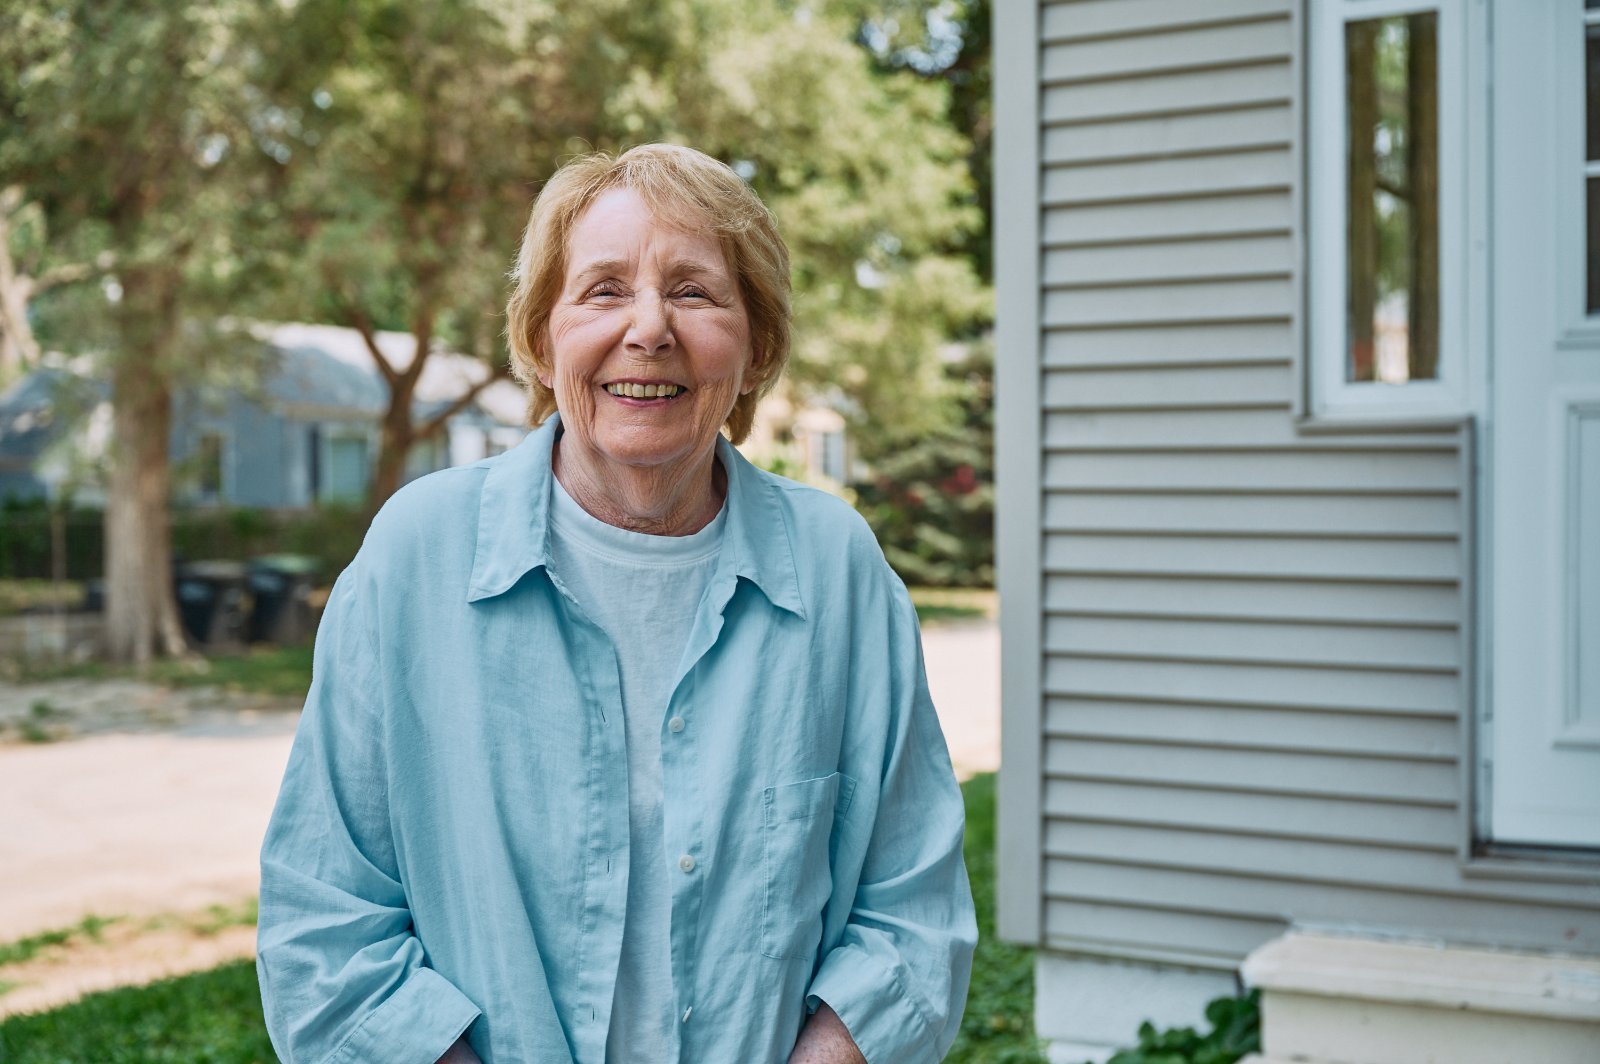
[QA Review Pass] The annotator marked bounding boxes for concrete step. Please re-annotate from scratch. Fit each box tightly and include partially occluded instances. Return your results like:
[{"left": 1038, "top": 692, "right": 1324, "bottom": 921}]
[{"left": 1241, "top": 931, "right": 1600, "bottom": 1064}]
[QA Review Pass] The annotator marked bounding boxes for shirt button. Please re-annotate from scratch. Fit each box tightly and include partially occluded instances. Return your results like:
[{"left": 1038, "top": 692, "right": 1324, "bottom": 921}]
[
  {"left": 678, "top": 854, "right": 696, "bottom": 873},
  {"left": 668, "top": 716, "right": 685, "bottom": 733}
]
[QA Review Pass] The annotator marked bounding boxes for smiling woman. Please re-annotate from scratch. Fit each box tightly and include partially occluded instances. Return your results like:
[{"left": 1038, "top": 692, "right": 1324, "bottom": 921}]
[
  {"left": 255, "top": 145, "right": 976, "bottom": 1064},
  {"left": 537, "top": 184, "right": 757, "bottom": 535}
]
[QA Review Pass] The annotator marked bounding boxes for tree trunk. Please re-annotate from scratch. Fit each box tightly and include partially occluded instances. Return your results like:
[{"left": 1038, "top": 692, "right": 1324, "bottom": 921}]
[
  {"left": 0, "top": 217, "right": 39, "bottom": 386},
  {"left": 103, "top": 270, "right": 188, "bottom": 665},
  {"left": 1408, "top": 14, "right": 1440, "bottom": 380},
  {"left": 1346, "top": 20, "right": 1380, "bottom": 384},
  {"left": 367, "top": 378, "right": 418, "bottom": 518}
]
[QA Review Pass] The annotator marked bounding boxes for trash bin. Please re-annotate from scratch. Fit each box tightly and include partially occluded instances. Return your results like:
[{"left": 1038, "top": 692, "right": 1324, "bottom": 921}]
[
  {"left": 248, "top": 554, "right": 320, "bottom": 645},
  {"left": 174, "top": 560, "right": 250, "bottom": 648}
]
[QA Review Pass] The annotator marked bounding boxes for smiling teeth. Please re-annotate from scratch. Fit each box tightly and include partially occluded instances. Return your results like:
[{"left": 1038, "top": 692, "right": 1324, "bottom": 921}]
[{"left": 606, "top": 382, "right": 682, "bottom": 398}]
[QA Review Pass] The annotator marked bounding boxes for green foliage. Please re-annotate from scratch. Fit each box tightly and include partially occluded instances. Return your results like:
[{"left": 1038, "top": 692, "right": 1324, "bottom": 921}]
[
  {"left": 0, "top": 580, "right": 86, "bottom": 616},
  {"left": 0, "top": 958, "right": 276, "bottom": 1063},
  {"left": 0, "top": 497, "right": 102, "bottom": 582},
  {"left": 849, "top": 0, "right": 993, "bottom": 283},
  {"left": 263, "top": 0, "right": 988, "bottom": 492},
  {"left": 0, "top": 501, "right": 362, "bottom": 586},
  {"left": 169, "top": 503, "right": 363, "bottom": 581},
  {"left": 1103, "top": 992, "right": 1261, "bottom": 1064},
  {"left": 0, "top": 0, "right": 290, "bottom": 372},
  {"left": 152, "top": 645, "right": 314, "bottom": 700},
  {"left": 950, "top": 773, "right": 1048, "bottom": 1063},
  {"left": 853, "top": 342, "right": 993, "bottom": 587}
]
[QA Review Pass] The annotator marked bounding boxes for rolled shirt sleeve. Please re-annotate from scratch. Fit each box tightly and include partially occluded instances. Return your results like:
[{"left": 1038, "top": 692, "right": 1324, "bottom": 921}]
[
  {"left": 257, "top": 567, "right": 480, "bottom": 1064},
  {"left": 806, "top": 579, "right": 979, "bottom": 1064}
]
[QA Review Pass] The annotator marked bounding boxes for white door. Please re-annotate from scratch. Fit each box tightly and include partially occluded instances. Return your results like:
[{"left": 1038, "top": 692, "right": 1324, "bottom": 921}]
[{"left": 1488, "top": 1, "right": 1600, "bottom": 848}]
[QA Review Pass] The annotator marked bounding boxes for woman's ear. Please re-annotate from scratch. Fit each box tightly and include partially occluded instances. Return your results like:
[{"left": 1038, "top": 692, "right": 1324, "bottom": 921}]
[
  {"left": 739, "top": 344, "right": 763, "bottom": 396},
  {"left": 534, "top": 340, "right": 553, "bottom": 389}
]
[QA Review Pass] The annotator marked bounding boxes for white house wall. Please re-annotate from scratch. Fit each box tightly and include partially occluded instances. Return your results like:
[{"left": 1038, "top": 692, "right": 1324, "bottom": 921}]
[{"left": 998, "top": 0, "right": 1600, "bottom": 998}]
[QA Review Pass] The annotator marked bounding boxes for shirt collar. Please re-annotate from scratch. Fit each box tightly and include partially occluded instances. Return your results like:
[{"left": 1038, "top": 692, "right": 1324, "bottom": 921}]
[{"left": 467, "top": 413, "right": 806, "bottom": 618}]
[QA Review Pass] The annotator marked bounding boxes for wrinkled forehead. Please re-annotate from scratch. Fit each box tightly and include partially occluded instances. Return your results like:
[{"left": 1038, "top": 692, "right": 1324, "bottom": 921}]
[{"left": 564, "top": 186, "right": 731, "bottom": 277}]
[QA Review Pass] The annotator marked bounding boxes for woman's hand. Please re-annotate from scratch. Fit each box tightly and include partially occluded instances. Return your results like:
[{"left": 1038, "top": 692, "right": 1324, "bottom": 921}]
[
  {"left": 436, "top": 1034, "right": 483, "bottom": 1064},
  {"left": 787, "top": 1002, "right": 867, "bottom": 1064}
]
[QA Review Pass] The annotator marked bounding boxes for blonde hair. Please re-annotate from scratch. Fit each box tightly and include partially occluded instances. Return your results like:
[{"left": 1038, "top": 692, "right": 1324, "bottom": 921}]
[{"left": 505, "top": 144, "right": 792, "bottom": 444}]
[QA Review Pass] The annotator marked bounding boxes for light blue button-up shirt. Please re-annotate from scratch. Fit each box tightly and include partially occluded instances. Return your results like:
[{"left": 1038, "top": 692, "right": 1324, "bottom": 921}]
[{"left": 256, "top": 414, "right": 977, "bottom": 1064}]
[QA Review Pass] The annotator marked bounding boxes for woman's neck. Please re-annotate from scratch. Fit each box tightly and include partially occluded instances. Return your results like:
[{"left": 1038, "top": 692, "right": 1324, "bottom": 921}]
[{"left": 552, "top": 438, "right": 725, "bottom": 536}]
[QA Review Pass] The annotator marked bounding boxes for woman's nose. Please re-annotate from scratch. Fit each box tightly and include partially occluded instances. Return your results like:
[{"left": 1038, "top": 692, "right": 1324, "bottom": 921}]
[{"left": 624, "top": 295, "right": 674, "bottom": 357}]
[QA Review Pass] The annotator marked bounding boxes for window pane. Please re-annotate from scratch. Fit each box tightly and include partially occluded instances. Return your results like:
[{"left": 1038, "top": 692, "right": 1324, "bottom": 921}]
[
  {"left": 198, "top": 433, "right": 223, "bottom": 498},
  {"left": 328, "top": 437, "right": 368, "bottom": 501},
  {"left": 1588, "top": 178, "right": 1600, "bottom": 314},
  {"left": 1346, "top": 13, "right": 1439, "bottom": 384},
  {"left": 1587, "top": 25, "right": 1600, "bottom": 162},
  {"left": 1589, "top": 24, "right": 1600, "bottom": 313}
]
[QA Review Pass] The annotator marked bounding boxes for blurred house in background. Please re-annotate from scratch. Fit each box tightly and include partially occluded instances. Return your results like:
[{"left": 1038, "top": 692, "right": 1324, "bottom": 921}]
[
  {"left": 0, "top": 323, "right": 528, "bottom": 509},
  {"left": 175, "top": 323, "right": 529, "bottom": 508},
  {"left": 1, "top": 321, "right": 855, "bottom": 510},
  {"left": 995, "top": 3, "right": 1599, "bottom": 1064},
  {"left": 742, "top": 389, "right": 855, "bottom": 490}
]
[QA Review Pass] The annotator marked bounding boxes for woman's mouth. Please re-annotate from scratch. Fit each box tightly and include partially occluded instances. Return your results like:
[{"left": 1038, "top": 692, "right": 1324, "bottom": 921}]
[{"left": 604, "top": 382, "right": 685, "bottom": 400}]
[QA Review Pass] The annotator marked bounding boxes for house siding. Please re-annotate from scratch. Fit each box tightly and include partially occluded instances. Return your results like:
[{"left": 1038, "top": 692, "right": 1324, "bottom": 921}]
[{"left": 1001, "top": 0, "right": 1600, "bottom": 978}]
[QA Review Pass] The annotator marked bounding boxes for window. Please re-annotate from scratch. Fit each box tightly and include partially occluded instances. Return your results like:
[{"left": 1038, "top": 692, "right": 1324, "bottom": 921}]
[
  {"left": 325, "top": 433, "right": 369, "bottom": 503},
  {"left": 1587, "top": 3, "right": 1600, "bottom": 313},
  {"left": 1306, "top": 0, "right": 1474, "bottom": 421},
  {"left": 1587, "top": 3, "right": 1600, "bottom": 312},
  {"left": 1551, "top": 2, "right": 1600, "bottom": 347},
  {"left": 195, "top": 431, "right": 225, "bottom": 503}
]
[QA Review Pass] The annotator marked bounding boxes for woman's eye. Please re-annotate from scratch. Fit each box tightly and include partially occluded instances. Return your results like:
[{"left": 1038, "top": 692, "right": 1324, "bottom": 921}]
[
  {"left": 586, "top": 284, "right": 623, "bottom": 300},
  {"left": 677, "top": 287, "right": 710, "bottom": 300}
]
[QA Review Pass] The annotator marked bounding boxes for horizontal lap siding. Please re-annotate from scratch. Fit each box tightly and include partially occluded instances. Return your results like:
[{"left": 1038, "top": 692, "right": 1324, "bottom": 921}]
[{"left": 1034, "top": 0, "right": 1509, "bottom": 969}]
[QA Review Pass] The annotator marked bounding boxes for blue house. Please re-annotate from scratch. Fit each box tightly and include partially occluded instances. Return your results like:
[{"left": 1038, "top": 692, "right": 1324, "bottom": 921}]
[{"left": 0, "top": 323, "right": 527, "bottom": 508}]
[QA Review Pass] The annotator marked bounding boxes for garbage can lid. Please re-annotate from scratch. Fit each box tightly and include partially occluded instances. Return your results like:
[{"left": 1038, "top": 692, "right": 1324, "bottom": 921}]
[
  {"left": 250, "top": 553, "right": 321, "bottom": 575},
  {"left": 178, "top": 560, "right": 249, "bottom": 580}
]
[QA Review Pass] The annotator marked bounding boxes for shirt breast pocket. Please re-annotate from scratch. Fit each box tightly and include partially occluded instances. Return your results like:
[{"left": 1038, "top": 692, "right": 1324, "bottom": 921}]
[{"left": 759, "top": 771, "right": 857, "bottom": 961}]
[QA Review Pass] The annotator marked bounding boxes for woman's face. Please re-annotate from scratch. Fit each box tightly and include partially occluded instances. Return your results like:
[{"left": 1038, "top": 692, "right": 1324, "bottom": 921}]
[{"left": 544, "top": 187, "right": 754, "bottom": 481}]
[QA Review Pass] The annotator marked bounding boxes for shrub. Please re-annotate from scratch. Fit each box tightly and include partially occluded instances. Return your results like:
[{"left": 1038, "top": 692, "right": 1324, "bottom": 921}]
[
  {"left": 1104, "top": 991, "right": 1261, "bottom": 1064},
  {"left": 0, "top": 501, "right": 366, "bottom": 587},
  {"left": 852, "top": 344, "right": 994, "bottom": 589}
]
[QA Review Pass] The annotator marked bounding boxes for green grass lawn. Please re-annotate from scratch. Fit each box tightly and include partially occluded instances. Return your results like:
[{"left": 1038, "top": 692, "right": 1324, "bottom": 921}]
[
  {"left": 0, "top": 773, "right": 1044, "bottom": 1063},
  {"left": 909, "top": 586, "right": 997, "bottom": 627},
  {"left": 0, "top": 958, "right": 274, "bottom": 1063},
  {"left": 14, "top": 644, "right": 314, "bottom": 700}
]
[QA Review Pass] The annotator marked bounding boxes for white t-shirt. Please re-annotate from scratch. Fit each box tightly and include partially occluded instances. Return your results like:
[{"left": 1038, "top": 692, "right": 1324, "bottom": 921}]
[{"left": 547, "top": 471, "right": 726, "bottom": 1063}]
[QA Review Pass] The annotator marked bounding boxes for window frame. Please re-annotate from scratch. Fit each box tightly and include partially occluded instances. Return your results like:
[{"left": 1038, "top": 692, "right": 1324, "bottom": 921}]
[{"left": 1303, "top": 0, "right": 1483, "bottom": 426}]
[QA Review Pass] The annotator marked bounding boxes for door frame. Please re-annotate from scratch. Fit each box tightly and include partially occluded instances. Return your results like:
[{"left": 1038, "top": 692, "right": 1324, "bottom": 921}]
[{"left": 1467, "top": 0, "right": 1600, "bottom": 868}]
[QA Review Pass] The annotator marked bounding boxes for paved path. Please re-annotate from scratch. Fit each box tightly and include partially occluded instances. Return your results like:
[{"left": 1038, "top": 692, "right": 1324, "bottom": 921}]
[
  {"left": 0, "top": 621, "right": 999, "bottom": 946},
  {"left": 0, "top": 720, "right": 298, "bottom": 943},
  {"left": 922, "top": 620, "right": 1002, "bottom": 782}
]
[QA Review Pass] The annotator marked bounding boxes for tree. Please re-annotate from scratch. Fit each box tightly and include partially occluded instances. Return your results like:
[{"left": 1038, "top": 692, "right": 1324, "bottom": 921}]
[
  {"left": 256, "top": 0, "right": 583, "bottom": 513},
  {"left": 268, "top": 0, "right": 986, "bottom": 510},
  {"left": 606, "top": 0, "right": 989, "bottom": 454},
  {"left": 0, "top": 187, "right": 114, "bottom": 387},
  {"left": 847, "top": 0, "right": 994, "bottom": 284},
  {"left": 0, "top": 0, "right": 276, "bottom": 663},
  {"left": 850, "top": 342, "right": 993, "bottom": 588}
]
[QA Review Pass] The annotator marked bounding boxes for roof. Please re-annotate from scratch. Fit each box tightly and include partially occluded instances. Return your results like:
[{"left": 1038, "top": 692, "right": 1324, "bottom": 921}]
[{"left": 260, "top": 323, "right": 526, "bottom": 426}]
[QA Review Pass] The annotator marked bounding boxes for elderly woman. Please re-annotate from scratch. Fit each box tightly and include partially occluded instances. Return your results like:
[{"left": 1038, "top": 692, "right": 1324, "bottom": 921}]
[{"left": 256, "top": 144, "right": 976, "bottom": 1064}]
